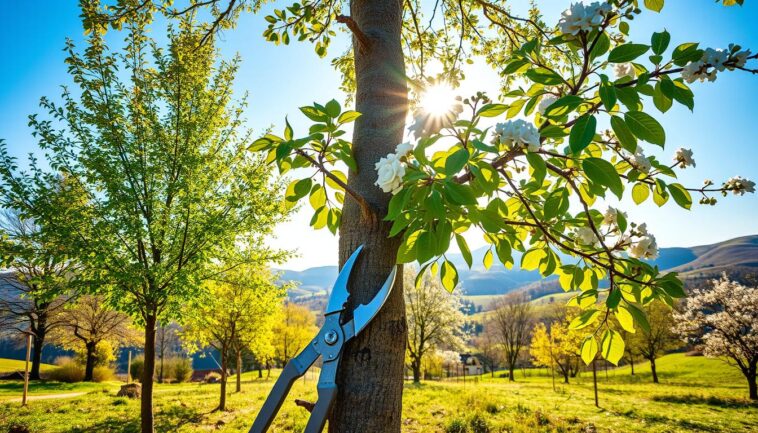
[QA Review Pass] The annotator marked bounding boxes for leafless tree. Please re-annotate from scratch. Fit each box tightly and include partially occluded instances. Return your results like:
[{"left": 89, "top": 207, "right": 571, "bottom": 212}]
[{"left": 492, "top": 292, "right": 534, "bottom": 381}]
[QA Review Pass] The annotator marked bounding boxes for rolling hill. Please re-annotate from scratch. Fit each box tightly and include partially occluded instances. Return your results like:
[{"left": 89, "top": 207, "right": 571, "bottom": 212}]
[{"left": 279, "top": 234, "right": 758, "bottom": 302}]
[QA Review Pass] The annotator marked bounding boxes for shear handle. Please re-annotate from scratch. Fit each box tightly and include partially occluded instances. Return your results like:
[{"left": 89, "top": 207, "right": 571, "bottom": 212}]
[
  {"left": 303, "top": 356, "right": 341, "bottom": 433},
  {"left": 249, "top": 339, "right": 319, "bottom": 433}
]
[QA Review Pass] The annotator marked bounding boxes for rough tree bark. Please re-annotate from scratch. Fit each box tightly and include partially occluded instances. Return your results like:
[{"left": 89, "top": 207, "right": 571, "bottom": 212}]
[
  {"left": 219, "top": 346, "right": 228, "bottom": 411},
  {"left": 84, "top": 341, "right": 96, "bottom": 382},
  {"left": 411, "top": 357, "right": 421, "bottom": 384},
  {"left": 649, "top": 357, "right": 659, "bottom": 384},
  {"left": 141, "top": 313, "right": 157, "bottom": 433},
  {"left": 29, "top": 310, "right": 48, "bottom": 380},
  {"left": 329, "top": 1, "right": 408, "bottom": 432},
  {"left": 747, "top": 362, "right": 757, "bottom": 400}
]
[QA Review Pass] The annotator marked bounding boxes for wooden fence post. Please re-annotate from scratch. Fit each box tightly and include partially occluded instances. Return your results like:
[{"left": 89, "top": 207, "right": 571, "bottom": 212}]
[{"left": 22, "top": 333, "right": 32, "bottom": 406}]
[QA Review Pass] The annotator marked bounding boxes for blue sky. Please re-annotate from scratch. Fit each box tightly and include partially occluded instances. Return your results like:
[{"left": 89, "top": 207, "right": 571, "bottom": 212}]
[{"left": 1, "top": 1, "right": 756, "bottom": 270}]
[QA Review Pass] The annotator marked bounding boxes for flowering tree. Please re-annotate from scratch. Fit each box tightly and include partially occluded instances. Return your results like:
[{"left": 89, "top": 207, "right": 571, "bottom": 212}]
[
  {"left": 88, "top": 0, "right": 756, "bottom": 431},
  {"left": 674, "top": 275, "right": 758, "bottom": 400},
  {"left": 404, "top": 267, "right": 465, "bottom": 383}
]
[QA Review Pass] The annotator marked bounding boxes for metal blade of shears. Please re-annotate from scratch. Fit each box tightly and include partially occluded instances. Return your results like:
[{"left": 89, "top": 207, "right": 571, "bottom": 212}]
[
  {"left": 323, "top": 244, "right": 363, "bottom": 315},
  {"left": 351, "top": 265, "right": 397, "bottom": 336},
  {"left": 249, "top": 338, "right": 320, "bottom": 433}
]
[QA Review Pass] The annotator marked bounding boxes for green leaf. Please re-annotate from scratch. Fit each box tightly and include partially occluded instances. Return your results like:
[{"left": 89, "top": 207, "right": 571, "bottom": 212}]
[
  {"left": 445, "top": 148, "right": 469, "bottom": 175},
  {"left": 526, "top": 68, "right": 564, "bottom": 85},
  {"left": 672, "top": 43, "right": 702, "bottom": 66},
  {"left": 644, "top": 0, "right": 664, "bottom": 12},
  {"left": 526, "top": 153, "right": 546, "bottom": 185},
  {"left": 444, "top": 182, "right": 477, "bottom": 205},
  {"left": 601, "top": 329, "right": 625, "bottom": 365},
  {"left": 581, "top": 336, "right": 599, "bottom": 365},
  {"left": 337, "top": 110, "right": 362, "bottom": 124},
  {"left": 672, "top": 80, "right": 695, "bottom": 111},
  {"left": 608, "top": 44, "right": 650, "bottom": 63},
  {"left": 477, "top": 103, "right": 508, "bottom": 117},
  {"left": 569, "top": 115, "right": 597, "bottom": 154},
  {"left": 616, "top": 306, "right": 636, "bottom": 333},
  {"left": 651, "top": 30, "right": 671, "bottom": 55},
  {"left": 632, "top": 183, "right": 650, "bottom": 204},
  {"left": 653, "top": 81, "right": 673, "bottom": 113},
  {"left": 627, "top": 303, "right": 651, "bottom": 333},
  {"left": 610, "top": 116, "right": 637, "bottom": 152},
  {"left": 543, "top": 189, "right": 569, "bottom": 219},
  {"left": 624, "top": 111, "right": 665, "bottom": 146},
  {"left": 599, "top": 80, "right": 617, "bottom": 112},
  {"left": 521, "top": 248, "right": 547, "bottom": 271},
  {"left": 455, "top": 234, "right": 472, "bottom": 268},
  {"left": 668, "top": 183, "right": 692, "bottom": 209},
  {"left": 285, "top": 178, "right": 312, "bottom": 204},
  {"left": 417, "top": 231, "right": 436, "bottom": 264},
  {"left": 569, "top": 309, "right": 601, "bottom": 330},
  {"left": 483, "top": 249, "right": 494, "bottom": 270},
  {"left": 325, "top": 99, "right": 341, "bottom": 118},
  {"left": 544, "top": 95, "right": 583, "bottom": 119},
  {"left": 582, "top": 158, "right": 623, "bottom": 199},
  {"left": 300, "top": 106, "right": 328, "bottom": 122},
  {"left": 440, "top": 260, "right": 458, "bottom": 292}
]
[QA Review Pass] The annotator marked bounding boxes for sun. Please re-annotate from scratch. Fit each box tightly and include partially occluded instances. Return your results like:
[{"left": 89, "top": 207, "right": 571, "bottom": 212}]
[{"left": 419, "top": 83, "right": 458, "bottom": 116}]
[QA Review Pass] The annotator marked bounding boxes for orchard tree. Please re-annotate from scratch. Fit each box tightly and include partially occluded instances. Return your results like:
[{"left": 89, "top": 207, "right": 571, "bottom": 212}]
[
  {"left": 627, "top": 302, "right": 678, "bottom": 383},
  {"left": 404, "top": 267, "right": 465, "bottom": 383},
  {"left": 530, "top": 319, "right": 583, "bottom": 384},
  {"left": 182, "top": 263, "right": 284, "bottom": 411},
  {"left": 0, "top": 209, "right": 77, "bottom": 380},
  {"left": 50, "top": 294, "right": 142, "bottom": 381},
  {"left": 674, "top": 275, "right": 758, "bottom": 399},
  {"left": 87, "top": 0, "right": 756, "bottom": 430},
  {"left": 0, "top": 10, "right": 288, "bottom": 432},
  {"left": 474, "top": 319, "right": 503, "bottom": 377},
  {"left": 271, "top": 302, "right": 319, "bottom": 366},
  {"left": 491, "top": 292, "right": 533, "bottom": 381}
]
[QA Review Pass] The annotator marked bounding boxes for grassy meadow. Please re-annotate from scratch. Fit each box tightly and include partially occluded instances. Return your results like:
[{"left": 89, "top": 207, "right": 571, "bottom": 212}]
[{"left": 1, "top": 354, "right": 756, "bottom": 432}]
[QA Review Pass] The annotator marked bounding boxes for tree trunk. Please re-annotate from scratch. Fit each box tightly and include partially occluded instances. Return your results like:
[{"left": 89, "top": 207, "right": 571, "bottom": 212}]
[
  {"left": 650, "top": 358, "right": 659, "bottom": 384},
  {"left": 411, "top": 359, "right": 421, "bottom": 384},
  {"left": 29, "top": 314, "right": 47, "bottom": 380},
  {"left": 508, "top": 363, "right": 515, "bottom": 382},
  {"left": 219, "top": 347, "right": 227, "bottom": 411},
  {"left": 84, "top": 342, "right": 96, "bottom": 382},
  {"left": 746, "top": 362, "right": 757, "bottom": 400},
  {"left": 630, "top": 357, "right": 635, "bottom": 376},
  {"left": 592, "top": 358, "right": 599, "bottom": 408},
  {"left": 236, "top": 349, "right": 242, "bottom": 393},
  {"left": 330, "top": 1, "right": 408, "bottom": 432},
  {"left": 141, "top": 312, "right": 157, "bottom": 433}
]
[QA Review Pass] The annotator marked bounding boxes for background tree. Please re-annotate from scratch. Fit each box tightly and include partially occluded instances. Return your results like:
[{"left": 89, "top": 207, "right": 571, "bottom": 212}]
[
  {"left": 474, "top": 320, "right": 503, "bottom": 378},
  {"left": 0, "top": 11, "right": 288, "bottom": 432},
  {"left": 530, "top": 319, "right": 583, "bottom": 384},
  {"left": 182, "top": 262, "right": 285, "bottom": 411},
  {"left": 156, "top": 322, "right": 182, "bottom": 383},
  {"left": 627, "top": 302, "right": 679, "bottom": 383},
  {"left": 0, "top": 209, "right": 76, "bottom": 380},
  {"left": 675, "top": 275, "right": 758, "bottom": 399},
  {"left": 39, "top": 0, "right": 758, "bottom": 430},
  {"left": 491, "top": 292, "right": 533, "bottom": 381},
  {"left": 49, "top": 294, "right": 142, "bottom": 381},
  {"left": 404, "top": 267, "right": 465, "bottom": 383},
  {"left": 271, "top": 302, "right": 318, "bottom": 366}
]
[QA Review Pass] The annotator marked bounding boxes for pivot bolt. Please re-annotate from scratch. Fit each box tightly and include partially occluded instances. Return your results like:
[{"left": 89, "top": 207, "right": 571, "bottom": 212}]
[{"left": 324, "top": 330, "right": 339, "bottom": 346}]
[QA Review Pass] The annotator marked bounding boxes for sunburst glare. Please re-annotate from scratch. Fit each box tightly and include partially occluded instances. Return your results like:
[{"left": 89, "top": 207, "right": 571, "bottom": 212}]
[{"left": 419, "top": 83, "right": 459, "bottom": 116}]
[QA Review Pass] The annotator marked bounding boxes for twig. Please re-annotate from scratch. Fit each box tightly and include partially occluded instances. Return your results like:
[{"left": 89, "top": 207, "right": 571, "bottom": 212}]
[{"left": 336, "top": 15, "right": 372, "bottom": 52}]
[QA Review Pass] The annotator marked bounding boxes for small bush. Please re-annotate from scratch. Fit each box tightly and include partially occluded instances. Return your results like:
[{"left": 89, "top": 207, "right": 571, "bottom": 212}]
[
  {"left": 445, "top": 418, "right": 468, "bottom": 433},
  {"left": 484, "top": 402, "right": 500, "bottom": 414},
  {"left": 130, "top": 355, "right": 144, "bottom": 381},
  {"left": 93, "top": 366, "right": 115, "bottom": 382},
  {"left": 469, "top": 414, "right": 490, "bottom": 433},
  {"left": 163, "top": 356, "right": 193, "bottom": 383},
  {"left": 47, "top": 357, "right": 84, "bottom": 383}
]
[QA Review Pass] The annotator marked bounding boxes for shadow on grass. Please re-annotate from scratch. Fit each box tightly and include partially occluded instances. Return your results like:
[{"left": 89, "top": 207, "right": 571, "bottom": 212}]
[
  {"left": 620, "top": 408, "right": 723, "bottom": 433},
  {"left": 651, "top": 393, "right": 758, "bottom": 409},
  {"left": 67, "top": 402, "right": 208, "bottom": 432}
]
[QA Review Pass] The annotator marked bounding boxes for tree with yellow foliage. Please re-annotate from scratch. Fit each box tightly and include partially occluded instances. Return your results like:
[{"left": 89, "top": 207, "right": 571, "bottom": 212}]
[
  {"left": 530, "top": 319, "right": 584, "bottom": 384},
  {"left": 271, "top": 302, "right": 319, "bottom": 366}
]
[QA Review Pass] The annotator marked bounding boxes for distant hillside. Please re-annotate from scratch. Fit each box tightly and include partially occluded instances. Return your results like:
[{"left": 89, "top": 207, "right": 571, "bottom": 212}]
[{"left": 278, "top": 234, "right": 758, "bottom": 304}]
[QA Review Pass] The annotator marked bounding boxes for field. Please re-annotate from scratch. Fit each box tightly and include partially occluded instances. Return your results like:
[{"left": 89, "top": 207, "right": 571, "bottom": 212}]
[
  {"left": 0, "top": 359, "right": 55, "bottom": 375},
  {"left": 1, "top": 354, "right": 756, "bottom": 432}
]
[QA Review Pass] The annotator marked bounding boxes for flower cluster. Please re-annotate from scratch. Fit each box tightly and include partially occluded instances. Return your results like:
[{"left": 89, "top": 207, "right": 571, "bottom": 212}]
[
  {"left": 558, "top": 1, "right": 611, "bottom": 37},
  {"left": 629, "top": 148, "right": 652, "bottom": 173},
  {"left": 573, "top": 226, "right": 597, "bottom": 246},
  {"left": 673, "top": 147, "right": 696, "bottom": 168},
  {"left": 723, "top": 176, "right": 756, "bottom": 196},
  {"left": 537, "top": 95, "right": 557, "bottom": 115},
  {"left": 374, "top": 142, "right": 414, "bottom": 194},
  {"left": 613, "top": 63, "right": 636, "bottom": 79},
  {"left": 602, "top": 206, "right": 626, "bottom": 232},
  {"left": 628, "top": 223, "right": 658, "bottom": 260},
  {"left": 681, "top": 45, "right": 752, "bottom": 83},
  {"left": 491, "top": 119, "right": 541, "bottom": 152}
]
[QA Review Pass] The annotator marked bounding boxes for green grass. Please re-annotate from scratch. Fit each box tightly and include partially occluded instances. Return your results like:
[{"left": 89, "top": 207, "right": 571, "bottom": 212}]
[
  {"left": 0, "top": 358, "right": 55, "bottom": 374},
  {"left": 1, "top": 354, "right": 755, "bottom": 432}
]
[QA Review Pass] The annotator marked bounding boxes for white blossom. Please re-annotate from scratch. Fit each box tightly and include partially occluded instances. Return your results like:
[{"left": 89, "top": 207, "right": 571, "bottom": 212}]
[
  {"left": 573, "top": 226, "right": 597, "bottom": 246},
  {"left": 491, "top": 119, "right": 541, "bottom": 152},
  {"left": 613, "top": 62, "right": 636, "bottom": 79},
  {"left": 395, "top": 142, "right": 413, "bottom": 157},
  {"left": 673, "top": 147, "right": 696, "bottom": 168},
  {"left": 681, "top": 61, "right": 717, "bottom": 83},
  {"left": 702, "top": 48, "right": 729, "bottom": 72},
  {"left": 602, "top": 207, "right": 626, "bottom": 228},
  {"left": 407, "top": 100, "right": 463, "bottom": 141},
  {"left": 630, "top": 149, "right": 652, "bottom": 173},
  {"left": 674, "top": 275, "right": 758, "bottom": 394},
  {"left": 538, "top": 95, "right": 558, "bottom": 115},
  {"left": 628, "top": 234, "right": 658, "bottom": 260},
  {"left": 724, "top": 176, "right": 756, "bottom": 195},
  {"left": 731, "top": 47, "right": 752, "bottom": 69},
  {"left": 635, "top": 222, "right": 649, "bottom": 237},
  {"left": 374, "top": 153, "right": 405, "bottom": 194},
  {"left": 558, "top": 2, "right": 611, "bottom": 37}
]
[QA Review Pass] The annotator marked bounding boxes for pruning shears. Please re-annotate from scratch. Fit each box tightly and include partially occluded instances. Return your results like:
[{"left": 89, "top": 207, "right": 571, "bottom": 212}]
[{"left": 249, "top": 245, "right": 398, "bottom": 433}]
